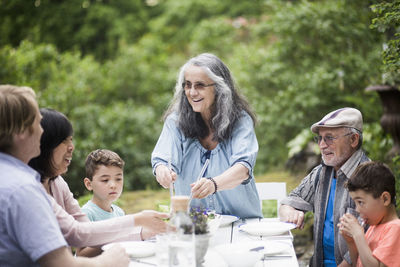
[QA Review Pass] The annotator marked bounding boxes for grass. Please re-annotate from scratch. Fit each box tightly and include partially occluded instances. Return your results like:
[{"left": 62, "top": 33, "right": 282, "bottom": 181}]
[
  {"left": 119, "top": 189, "right": 171, "bottom": 214},
  {"left": 254, "top": 170, "right": 301, "bottom": 192}
]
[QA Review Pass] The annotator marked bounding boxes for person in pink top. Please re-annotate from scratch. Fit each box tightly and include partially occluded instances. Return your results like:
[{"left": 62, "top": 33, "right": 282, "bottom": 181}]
[
  {"left": 338, "top": 161, "right": 400, "bottom": 267},
  {"left": 29, "top": 108, "right": 169, "bottom": 256}
]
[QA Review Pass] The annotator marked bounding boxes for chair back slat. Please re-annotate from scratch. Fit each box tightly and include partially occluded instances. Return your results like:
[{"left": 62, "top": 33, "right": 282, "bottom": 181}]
[{"left": 256, "top": 182, "right": 286, "bottom": 217}]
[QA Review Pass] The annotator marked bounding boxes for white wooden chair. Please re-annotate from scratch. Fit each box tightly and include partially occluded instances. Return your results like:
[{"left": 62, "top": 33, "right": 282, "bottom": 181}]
[{"left": 256, "top": 182, "right": 287, "bottom": 217}]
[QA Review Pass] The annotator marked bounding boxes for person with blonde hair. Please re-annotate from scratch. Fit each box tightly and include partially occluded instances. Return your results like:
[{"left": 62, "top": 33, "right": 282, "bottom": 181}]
[{"left": 0, "top": 85, "right": 129, "bottom": 267}]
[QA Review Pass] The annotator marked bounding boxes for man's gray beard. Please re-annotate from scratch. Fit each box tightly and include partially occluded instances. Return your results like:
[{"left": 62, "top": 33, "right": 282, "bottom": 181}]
[{"left": 321, "top": 150, "right": 352, "bottom": 169}]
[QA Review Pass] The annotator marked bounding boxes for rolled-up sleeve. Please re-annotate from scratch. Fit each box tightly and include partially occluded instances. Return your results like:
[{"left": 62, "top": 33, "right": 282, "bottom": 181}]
[
  {"left": 229, "top": 113, "right": 258, "bottom": 183},
  {"left": 280, "top": 166, "right": 320, "bottom": 212},
  {"left": 151, "top": 114, "right": 182, "bottom": 175}
]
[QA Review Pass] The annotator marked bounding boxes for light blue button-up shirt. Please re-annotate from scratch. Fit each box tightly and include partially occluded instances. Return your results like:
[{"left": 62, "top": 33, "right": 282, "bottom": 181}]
[
  {"left": 151, "top": 112, "right": 262, "bottom": 219},
  {"left": 0, "top": 152, "right": 67, "bottom": 266}
]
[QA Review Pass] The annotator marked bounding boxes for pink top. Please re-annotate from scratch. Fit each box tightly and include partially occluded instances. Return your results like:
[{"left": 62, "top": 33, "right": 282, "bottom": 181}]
[
  {"left": 48, "top": 176, "right": 141, "bottom": 247},
  {"left": 356, "top": 219, "right": 400, "bottom": 267},
  {"left": 50, "top": 176, "right": 88, "bottom": 223}
]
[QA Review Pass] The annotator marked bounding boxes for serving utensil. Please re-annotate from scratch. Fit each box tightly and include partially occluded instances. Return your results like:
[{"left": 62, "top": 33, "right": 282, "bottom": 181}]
[
  {"left": 168, "top": 157, "right": 174, "bottom": 198},
  {"left": 130, "top": 258, "right": 157, "bottom": 266},
  {"left": 189, "top": 159, "right": 210, "bottom": 204}
]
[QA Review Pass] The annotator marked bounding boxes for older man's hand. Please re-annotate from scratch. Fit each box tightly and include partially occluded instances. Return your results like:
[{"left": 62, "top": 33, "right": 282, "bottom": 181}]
[
  {"left": 134, "top": 210, "right": 169, "bottom": 239},
  {"left": 279, "top": 204, "right": 305, "bottom": 229}
]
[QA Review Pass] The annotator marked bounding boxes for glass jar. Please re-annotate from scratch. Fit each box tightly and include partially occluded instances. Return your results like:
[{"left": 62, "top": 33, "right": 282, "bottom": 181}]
[{"left": 168, "top": 195, "right": 195, "bottom": 267}]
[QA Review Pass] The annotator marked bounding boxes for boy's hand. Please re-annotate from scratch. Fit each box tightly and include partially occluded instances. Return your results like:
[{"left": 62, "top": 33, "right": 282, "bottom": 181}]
[
  {"left": 134, "top": 210, "right": 169, "bottom": 238},
  {"left": 155, "top": 165, "right": 177, "bottom": 188},
  {"left": 338, "top": 213, "right": 364, "bottom": 242},
  {"left": 338, "top": 224, "right": 355, "bottom": 244}
]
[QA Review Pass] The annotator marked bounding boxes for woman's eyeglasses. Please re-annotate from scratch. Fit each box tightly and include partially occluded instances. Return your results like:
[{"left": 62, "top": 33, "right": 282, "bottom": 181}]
[
  {"left": 182, "top": 81, "right": 215, "bottom": 91},
  {"left": 313, "top": 133, "right": 352, "bottom": 146}
]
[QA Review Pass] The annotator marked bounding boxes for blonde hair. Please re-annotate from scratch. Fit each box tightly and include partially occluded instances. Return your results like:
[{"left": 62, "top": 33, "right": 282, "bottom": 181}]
[
  {"left": 0, "top": 85, "right": 38, "bottom": 153},
  {"left": 85, "top": 149, "right": 125, "bottom": 180}
]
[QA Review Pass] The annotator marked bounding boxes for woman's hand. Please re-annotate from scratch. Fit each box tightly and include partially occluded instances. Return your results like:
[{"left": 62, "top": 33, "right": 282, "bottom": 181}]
[
  {"left": 338, "top": 213, "right": 364, "bottom": 242},
  {"left": 155, "top": 165, "right": 177, "bottom": 188},
  {"left": 134, "top": 210, "right": 169, "bottom": 239},
  {"left": 98, "top": 244, "right": 130, "bottom": 267},
  {"left": 190, "top": 177, "right": 215, "bottom": 199}
]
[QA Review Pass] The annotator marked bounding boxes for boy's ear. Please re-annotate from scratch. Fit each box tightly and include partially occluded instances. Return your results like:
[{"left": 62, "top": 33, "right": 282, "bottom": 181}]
[
  {"left": 83, "top": 178, "right": 93, "bottom": 191},
  {"left": 381, "top": 191, "right": 391, "bottom": 206}
]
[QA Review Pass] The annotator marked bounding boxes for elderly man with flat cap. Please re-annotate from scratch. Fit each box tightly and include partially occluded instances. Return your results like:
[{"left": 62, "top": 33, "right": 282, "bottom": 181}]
[{"left": 279, "top": 107, "right": 370, "bottom": 267}]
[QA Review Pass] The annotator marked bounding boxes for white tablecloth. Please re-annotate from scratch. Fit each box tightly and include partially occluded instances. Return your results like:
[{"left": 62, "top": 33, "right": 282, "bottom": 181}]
[{"left": 128, "top": 217, "right": 299, "bottom": 267}]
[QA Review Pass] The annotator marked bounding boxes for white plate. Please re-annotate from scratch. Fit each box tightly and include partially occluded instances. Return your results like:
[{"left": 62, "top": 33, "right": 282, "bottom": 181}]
[
  {"left": 219, "top": 215, "right": 239, "bottom": 227},
  {"left": 214, "top": 241, "right": 264, "bottom": 267},
  {"left": 204, "top": 250, "right": 229, "bottom": 267},
  {"left": 102, "top": 241, "right": 155, "bottom": 258},
  {"left": 262, "top": 241, "right": 291, "bottom": 255},
  {"left": 208, "top": 214, "right": 222, "bottom": 234},
  {"left": 239, "top": 221, "right": 296, "bottom": 236}
]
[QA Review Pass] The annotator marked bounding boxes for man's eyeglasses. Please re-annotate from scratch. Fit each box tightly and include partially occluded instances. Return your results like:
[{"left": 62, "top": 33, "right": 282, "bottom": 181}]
[
  {"left": 182, "top": 81, "right": 215, "bottom": 91},
  {"left": 313, "top": 133, "right": 353, "bottom": 146}
]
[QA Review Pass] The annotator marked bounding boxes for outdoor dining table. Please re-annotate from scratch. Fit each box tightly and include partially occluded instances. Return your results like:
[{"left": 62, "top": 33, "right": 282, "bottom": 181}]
[{"left": 127, "top": 217, "right": 299, "bottom": 267}]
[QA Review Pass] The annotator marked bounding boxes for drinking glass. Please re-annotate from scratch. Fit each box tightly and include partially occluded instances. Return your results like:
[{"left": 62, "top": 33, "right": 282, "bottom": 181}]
[
  {"left": 155, "top": 234, "right": 170, "bottom": 267},
  {"left": 346, "top": 208, "right": 365, "bottom": 227}
]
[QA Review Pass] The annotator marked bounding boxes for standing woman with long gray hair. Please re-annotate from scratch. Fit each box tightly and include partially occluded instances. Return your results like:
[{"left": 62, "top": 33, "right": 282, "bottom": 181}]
[{"left": 151, "top": 53, "right": 262, "bottom": 218}]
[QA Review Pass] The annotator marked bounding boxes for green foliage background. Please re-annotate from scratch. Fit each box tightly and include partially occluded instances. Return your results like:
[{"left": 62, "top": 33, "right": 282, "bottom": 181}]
[{"left": 1, "top": 0, "right": 398, "bottom": 196}]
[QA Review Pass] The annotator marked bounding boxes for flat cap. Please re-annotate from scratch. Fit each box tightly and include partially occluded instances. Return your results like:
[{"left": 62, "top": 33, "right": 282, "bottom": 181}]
[{"left": 311, "top": 107, "right": 363, "bottom": 133}]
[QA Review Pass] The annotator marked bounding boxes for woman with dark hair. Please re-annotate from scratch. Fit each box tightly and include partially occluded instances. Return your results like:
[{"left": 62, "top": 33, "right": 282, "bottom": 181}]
[
  {"left": 29, "top": 108, "right": 168, "bottom": 257},
  {"left": 29, "top": 108, "right": 76, "bottom": 209},
  {"left": 151, "top": 53, "right": 262, "bottom": 218}
]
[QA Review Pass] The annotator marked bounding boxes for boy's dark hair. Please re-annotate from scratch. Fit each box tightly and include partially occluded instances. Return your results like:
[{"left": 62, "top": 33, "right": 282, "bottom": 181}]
[
  {"left": 346, "top": 161, "right": 396, "bottom": 204},
  {"left": 85, "top": 149, "right": 125, "bottom": 180}
]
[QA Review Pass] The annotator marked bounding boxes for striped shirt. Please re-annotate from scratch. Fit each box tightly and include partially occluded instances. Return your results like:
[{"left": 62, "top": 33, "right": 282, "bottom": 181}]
[{"left": 281, "top": 149, "right": 370, "bottom": 266}]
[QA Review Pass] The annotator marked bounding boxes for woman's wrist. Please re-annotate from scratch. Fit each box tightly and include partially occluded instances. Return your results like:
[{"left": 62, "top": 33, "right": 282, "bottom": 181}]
[
  {"left": 140, "top": 227, "right": 144, "bottom": 241},
  {"left": 208, "top": 177, "right": 218, "bottom": 194},
  {"left": 155, "top": 164, "right": 167, "bottom": 175},
  {"left": 132, "top": 212, "right": 143, "bottom": 227}
]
